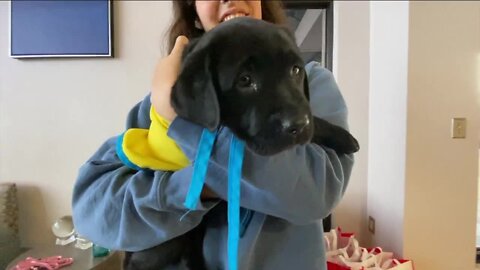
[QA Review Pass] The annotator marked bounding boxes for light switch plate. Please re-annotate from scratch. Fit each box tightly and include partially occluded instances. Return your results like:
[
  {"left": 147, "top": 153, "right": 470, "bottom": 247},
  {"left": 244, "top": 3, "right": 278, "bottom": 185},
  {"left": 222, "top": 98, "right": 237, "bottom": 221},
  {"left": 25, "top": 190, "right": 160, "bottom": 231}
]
[{"left": 451, "top": 118, "right": 466, "bottom": 139}]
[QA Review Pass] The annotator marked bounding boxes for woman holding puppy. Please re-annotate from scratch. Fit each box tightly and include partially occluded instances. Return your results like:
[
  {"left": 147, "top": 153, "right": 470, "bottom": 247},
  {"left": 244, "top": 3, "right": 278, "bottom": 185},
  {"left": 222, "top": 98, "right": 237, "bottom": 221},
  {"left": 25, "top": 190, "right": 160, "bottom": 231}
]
[{"left": 72, "top": 1, "right": 355, "bottom": 269}]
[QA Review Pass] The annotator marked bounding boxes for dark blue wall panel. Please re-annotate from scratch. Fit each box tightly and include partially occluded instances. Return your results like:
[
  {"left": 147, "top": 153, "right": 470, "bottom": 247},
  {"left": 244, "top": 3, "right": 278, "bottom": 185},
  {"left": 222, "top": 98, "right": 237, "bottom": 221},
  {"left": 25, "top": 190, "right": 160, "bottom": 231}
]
[{"left": 11, "top": 0, "right": 112, "bottom": 57}]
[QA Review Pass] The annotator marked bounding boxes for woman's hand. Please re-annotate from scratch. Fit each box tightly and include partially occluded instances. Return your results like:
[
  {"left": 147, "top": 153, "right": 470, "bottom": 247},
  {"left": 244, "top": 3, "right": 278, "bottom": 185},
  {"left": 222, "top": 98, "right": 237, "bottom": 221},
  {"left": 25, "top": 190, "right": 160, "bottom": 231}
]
[{"left": 151, "top": 36, "right": 189, "bottom": 122}]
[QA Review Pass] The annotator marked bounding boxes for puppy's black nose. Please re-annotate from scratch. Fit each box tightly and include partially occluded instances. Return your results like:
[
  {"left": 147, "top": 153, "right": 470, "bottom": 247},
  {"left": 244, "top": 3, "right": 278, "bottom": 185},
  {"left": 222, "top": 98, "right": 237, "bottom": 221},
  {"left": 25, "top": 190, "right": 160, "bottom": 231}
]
[{"left": 282, "top": 115, "right": 310, "bottom": 136}]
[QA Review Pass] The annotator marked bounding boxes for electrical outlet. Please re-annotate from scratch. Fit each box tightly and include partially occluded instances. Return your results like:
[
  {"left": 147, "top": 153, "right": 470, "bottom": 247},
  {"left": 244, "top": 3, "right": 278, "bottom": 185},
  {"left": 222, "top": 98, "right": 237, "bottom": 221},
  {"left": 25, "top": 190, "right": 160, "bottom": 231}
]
[
  {"left": 451, "top": 118, "right": 466, "bottom": 138},
  {"left": 368, "top": 216, "right": 375, "bottom": 234}
]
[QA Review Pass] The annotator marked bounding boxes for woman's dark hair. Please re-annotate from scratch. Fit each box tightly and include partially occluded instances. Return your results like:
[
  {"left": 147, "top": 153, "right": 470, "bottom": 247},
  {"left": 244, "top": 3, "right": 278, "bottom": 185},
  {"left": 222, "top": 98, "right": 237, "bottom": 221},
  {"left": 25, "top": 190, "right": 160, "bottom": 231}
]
[{"left": 166, "top": 1, "right": 287, "bottom": 53}]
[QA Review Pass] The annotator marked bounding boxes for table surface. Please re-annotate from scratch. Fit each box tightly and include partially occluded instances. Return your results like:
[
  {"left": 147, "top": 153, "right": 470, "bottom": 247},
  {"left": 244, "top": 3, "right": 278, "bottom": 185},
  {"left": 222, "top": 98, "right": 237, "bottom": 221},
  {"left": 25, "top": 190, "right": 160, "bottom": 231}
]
[{"left": 6, "top": 244, "right": 121, "bottom": 270}]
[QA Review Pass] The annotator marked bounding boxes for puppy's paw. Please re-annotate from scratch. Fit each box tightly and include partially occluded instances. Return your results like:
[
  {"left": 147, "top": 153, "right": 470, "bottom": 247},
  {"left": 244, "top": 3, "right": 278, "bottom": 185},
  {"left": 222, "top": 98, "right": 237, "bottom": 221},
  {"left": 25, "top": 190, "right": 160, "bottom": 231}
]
[
  {"left": 327, "top": 129, "right": 360, "bottom": 154},
  {"left": 312, "top": 118, "right": 360, "bottom": 154}
]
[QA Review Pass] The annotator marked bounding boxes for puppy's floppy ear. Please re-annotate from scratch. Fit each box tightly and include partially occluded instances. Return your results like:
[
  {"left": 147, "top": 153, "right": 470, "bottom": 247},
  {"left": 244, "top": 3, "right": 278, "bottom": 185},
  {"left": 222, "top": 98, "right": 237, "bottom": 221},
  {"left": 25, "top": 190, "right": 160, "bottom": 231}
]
[
  {"left": 171, "top": 45, "right": 220, "bottom": 131},
  {"left": 303, "top": 74, "right": 310, "bottom": 101}
]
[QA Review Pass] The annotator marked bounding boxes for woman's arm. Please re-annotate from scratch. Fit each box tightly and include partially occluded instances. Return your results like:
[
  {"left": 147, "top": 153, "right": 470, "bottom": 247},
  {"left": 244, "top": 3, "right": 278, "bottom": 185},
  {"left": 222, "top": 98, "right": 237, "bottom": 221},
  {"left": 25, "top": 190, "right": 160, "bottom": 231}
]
[
  {"left": 72, "top": 95, "right": 219, "bottom": 252},
  {"left": 72, "top": 136, "right": 219, "bottom": 251}
]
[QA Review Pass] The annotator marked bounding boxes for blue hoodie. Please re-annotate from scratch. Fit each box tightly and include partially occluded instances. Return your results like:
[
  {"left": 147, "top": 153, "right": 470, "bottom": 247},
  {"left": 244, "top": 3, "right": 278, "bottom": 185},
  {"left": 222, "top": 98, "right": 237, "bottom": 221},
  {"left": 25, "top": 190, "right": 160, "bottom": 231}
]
[{"left": 72, "top": 61, "right": 354, "bottom": 270}]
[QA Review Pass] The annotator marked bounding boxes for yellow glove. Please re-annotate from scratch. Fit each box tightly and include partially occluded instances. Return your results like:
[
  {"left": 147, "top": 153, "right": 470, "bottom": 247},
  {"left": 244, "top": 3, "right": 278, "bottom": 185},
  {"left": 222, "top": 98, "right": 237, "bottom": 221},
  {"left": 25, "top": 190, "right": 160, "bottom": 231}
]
[{"left": 118, "top": 106, "right": 190, "bottom": 171}]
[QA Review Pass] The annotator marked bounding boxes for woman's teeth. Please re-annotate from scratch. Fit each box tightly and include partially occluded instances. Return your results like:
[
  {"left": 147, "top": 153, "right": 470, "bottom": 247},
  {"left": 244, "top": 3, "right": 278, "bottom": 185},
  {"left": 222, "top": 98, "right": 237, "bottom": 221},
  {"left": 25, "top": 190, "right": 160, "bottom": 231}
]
[{"left": 223, "top": 13, "right": 246, "bottom": 22}]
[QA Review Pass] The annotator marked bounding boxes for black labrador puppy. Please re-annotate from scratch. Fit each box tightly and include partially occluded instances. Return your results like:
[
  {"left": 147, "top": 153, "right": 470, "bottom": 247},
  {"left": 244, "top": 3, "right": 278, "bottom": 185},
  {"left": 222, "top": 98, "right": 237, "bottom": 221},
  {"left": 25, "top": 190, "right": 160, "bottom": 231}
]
[{"left": 124, "top": 17, "right": 359, "bottom": 270}]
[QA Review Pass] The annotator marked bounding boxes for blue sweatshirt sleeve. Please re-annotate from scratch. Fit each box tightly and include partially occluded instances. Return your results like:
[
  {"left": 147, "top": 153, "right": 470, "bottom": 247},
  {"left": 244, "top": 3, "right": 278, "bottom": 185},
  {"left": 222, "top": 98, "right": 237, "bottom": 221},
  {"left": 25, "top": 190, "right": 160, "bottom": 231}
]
[
  {"left": 167, "top": 62, "right": 354, "bottom": 225},
  {"left": 72, "top": 96, "right": 219, "bottom": 252}
]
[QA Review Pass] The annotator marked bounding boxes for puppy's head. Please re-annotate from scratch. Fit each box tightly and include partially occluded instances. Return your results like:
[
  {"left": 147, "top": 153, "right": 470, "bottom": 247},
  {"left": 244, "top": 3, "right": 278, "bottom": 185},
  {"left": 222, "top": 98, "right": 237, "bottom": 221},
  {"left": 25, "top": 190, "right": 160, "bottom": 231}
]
[{"left": 172, "top": 17, "right": 313, "bottom": 155}]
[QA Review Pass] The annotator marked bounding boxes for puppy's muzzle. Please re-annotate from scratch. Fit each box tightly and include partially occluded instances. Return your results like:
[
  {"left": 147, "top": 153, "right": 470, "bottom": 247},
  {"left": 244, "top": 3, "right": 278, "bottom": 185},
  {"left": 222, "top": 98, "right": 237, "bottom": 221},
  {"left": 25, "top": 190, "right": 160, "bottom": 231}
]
[
  {"left": 281, "top": 114, "right": 310, "bottom": 137},
  {"left": 268, "top": 109, "right": 313, "bottom": 144}
]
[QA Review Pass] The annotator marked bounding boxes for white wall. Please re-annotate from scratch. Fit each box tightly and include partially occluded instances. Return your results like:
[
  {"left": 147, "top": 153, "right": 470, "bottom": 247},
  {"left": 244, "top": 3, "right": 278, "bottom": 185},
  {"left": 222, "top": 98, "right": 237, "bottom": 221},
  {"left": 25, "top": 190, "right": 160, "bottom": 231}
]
[
  {"left": 0, "top": 1, "right": 173, "bottom": 247},
  {"left": 366, "top": 2, "right": 480, "bottom": 269},
  {"left": 333, "top": 1, "right": 371, "bottom": 245},
  {"left": 336, "top": 2, "right": 480, "bottom": 269},
  {"left": 367, "top": 1, "right": 410, "bottom": 254},
  {"left": 404, "top": 2, "right": 480, "bottom": 269}
]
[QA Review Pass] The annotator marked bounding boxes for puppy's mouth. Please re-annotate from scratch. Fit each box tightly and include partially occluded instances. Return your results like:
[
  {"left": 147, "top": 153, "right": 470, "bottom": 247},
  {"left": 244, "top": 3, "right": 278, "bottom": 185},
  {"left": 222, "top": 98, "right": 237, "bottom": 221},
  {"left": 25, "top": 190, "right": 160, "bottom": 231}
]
[{"left": 221, "top": 12, "right": 248, "bottom": 23}]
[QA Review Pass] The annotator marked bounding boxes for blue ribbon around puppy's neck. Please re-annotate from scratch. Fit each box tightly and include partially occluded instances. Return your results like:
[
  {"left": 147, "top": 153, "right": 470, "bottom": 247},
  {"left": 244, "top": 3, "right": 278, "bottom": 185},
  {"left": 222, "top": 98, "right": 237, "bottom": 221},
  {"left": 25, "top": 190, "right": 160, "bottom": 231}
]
[
  {"left": 184, "top": 128, "right": 245, "bottom": 270},
  {"left": 183, "top": 128, "right": 217, "bottom": 210},
  {"left": 227, "top": 135, "right": 244, "bottom": 270}
]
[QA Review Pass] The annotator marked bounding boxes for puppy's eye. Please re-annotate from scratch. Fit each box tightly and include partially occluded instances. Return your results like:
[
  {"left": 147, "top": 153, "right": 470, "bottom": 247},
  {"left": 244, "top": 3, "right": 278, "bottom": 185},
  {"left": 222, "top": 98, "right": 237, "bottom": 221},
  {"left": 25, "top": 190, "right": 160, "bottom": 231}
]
[
  {"left": 236, "top": 73, "right": 258, "bottom": 92},
  {"left": 238, "top": 75, "right": 252, "bottom": 87},
  {"left": 291, "top": 65, "right": 301, "bottom": 76}
]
